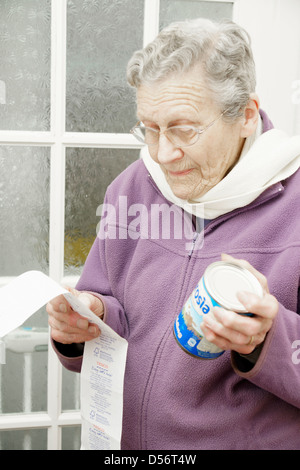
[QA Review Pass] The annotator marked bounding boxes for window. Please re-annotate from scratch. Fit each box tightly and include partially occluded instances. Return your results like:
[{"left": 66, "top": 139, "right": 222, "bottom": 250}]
[{"left": 0, "top": 0, "right": 234, "bottom": 450}]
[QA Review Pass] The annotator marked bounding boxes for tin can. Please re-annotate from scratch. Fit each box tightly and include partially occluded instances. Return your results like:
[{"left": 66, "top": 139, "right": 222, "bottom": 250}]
[{"left": 173, "top": 261, "right": 263, "bottom": 359}]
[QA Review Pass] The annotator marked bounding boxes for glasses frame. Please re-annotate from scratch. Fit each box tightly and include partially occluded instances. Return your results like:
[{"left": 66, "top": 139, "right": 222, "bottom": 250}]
[{"left": 130, "top": 111, "right": 225, "bottom": 148}]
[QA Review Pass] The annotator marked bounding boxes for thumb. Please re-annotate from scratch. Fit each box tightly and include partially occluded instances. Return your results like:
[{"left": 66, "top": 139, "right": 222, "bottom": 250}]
[{"left": 77, "top": 292, "right": 104, "bottom": 318}]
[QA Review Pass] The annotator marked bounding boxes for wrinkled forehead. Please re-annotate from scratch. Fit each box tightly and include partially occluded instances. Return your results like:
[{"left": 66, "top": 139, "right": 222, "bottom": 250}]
[{"left": 136, "top": 72, "right": 217, "bottom": 123}]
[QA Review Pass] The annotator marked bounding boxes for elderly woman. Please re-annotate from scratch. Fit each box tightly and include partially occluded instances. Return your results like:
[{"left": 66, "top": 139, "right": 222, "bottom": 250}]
[{"left": 47, "top": 19, "right": 300, "bottom": 449}]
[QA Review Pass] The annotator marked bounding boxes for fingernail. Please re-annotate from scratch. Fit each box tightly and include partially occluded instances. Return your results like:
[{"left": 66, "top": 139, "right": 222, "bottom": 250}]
[
  {"left": 203, "top": 313, "right": 216, "bottom": 326},
  {"left": 237, "top": 291, "right": 251, "bottom": 307},
  {"left": 88, "top": 325, "right": 98, "bottom": 336},
  {"left": 221, "top": 253, "right": 232, "bottom": 259},
  {"left": 59, "top": 303, "right": 67, "bottom": 313},
  {"left": 77, "top": 318, "right": 89, "bottom": 329},
  {"left": 211, "top": 307, "right": 224, "bottom": 321}
]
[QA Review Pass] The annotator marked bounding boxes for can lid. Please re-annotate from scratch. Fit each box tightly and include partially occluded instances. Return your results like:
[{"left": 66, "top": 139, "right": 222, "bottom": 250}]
[{"left": 204, "top": 261, "right": 263, "bottom": 312}]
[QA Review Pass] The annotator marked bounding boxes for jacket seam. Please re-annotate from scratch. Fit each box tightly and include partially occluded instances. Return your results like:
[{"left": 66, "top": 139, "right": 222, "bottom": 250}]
[
  {"left": 105, "top": 221, "right": 300, "bottom": 257},
  {"left": 203, "top": 183, "right": 284, "bottom": 234}
]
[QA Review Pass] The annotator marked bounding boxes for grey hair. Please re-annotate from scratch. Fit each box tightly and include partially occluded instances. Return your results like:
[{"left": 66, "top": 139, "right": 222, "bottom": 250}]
[{"left": 126, "top": 18, "right": 256, "bottom": 121}]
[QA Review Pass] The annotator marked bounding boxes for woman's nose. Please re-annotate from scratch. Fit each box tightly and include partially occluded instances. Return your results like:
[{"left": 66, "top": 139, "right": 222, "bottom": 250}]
[{"left": 156, "top": 134, "right": 183, "bottom": 165}]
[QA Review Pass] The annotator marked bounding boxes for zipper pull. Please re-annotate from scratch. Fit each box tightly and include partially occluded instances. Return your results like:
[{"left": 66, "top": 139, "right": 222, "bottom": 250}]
[{"left": 188, "top": 232, "right": 198, "bottom": 258}]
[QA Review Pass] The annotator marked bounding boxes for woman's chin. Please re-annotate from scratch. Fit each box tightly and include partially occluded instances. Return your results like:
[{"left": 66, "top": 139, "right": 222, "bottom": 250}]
[{"left": 169, "top": 183, "right": 207, "bottom": 201}]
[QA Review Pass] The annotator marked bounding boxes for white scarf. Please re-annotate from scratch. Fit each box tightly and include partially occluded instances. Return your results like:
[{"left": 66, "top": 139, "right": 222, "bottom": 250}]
[{"left": 141, "top": 118, "right": 300, "bottom": 219}]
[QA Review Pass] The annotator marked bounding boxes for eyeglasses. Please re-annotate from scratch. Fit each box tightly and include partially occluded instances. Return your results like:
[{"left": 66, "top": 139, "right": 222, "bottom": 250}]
[{"left": 130, "top": 112, "right": 225, "bottom": 148}]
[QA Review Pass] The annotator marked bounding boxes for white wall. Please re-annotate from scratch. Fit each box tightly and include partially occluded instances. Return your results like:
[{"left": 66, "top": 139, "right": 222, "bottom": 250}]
[{"left": 234, "top": 0, "right": 300, "bottom": 135}]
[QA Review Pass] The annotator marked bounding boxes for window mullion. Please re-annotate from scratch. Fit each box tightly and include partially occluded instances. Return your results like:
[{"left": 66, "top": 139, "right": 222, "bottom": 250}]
[
  {"left": 0, "top": 131, "right": 54, "bottom": 145},
  {"left": 144, "top": 0, "right": 160, "bottom": 45},
  {"left": 47, "top": 0, "right": 67, "bottom": 451},
  {"left": 63, "top": 132, "right": 143, "bottom": 149}
]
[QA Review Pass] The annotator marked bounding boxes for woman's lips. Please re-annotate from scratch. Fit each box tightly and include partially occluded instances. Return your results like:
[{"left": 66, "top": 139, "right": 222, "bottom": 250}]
[{"left": 167, "top": 169, "right": 194, "bottom": 177}]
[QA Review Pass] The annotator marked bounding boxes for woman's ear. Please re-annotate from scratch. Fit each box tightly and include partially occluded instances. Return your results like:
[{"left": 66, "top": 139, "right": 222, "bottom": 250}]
[{"left": 240, "top": 93, "right": 260, "bottom": 138}]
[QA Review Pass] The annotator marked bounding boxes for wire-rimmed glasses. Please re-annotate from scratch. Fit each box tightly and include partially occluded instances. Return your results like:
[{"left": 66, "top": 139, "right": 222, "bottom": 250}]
[{"left": 130, "top": 112, "right": 225, "bottom": 148}]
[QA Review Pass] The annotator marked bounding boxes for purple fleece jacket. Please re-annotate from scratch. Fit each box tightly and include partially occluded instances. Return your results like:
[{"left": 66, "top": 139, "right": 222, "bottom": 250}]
[{"left": 54, "top": 110, "right": 300, "bottom": 450}]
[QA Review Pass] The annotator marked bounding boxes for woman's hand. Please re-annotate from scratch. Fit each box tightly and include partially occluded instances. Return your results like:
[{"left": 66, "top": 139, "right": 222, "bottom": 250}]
[
  {"left": 201, "top": 254, "right": 279, "bottom": 355},
  {"left": 46, "top": 286, "right": 104, "bottom": 344}
]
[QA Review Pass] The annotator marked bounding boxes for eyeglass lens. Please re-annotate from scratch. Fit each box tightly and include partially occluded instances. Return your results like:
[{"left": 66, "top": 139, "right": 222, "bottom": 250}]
[{"left": 134, "top": 126, "right": 198, "bottom": 147}]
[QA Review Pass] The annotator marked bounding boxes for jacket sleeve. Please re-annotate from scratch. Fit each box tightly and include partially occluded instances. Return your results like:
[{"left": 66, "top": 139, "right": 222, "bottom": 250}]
[
  {"left": 75, "top": 234, "right": 129, "bottom": 339},
  {"left": 232, "top": 301, "right": 300, "bottom": 409},
  {"left": 51, "top": 202, "right": 129, "bottom": 372}
]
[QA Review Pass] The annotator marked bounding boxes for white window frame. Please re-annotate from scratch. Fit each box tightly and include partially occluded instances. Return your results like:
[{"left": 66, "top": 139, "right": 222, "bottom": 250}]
[{"left": 0, "top": 0, "right": 238, "bottom": 450}]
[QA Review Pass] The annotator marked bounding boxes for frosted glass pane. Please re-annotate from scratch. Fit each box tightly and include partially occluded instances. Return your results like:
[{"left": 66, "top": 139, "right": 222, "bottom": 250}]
[
  {"left": 64, "top": 148, "right": 139, "bottom": 275},
  {"left": 0, "top": 146, "right": 50, "bottom": 276},
  {"left": 62, "top": 366, "right": 80, "bottom": 411},
  {"left": 0, "top": 0, "right": 51, "bottom": 131},
  {"left": 159, "top": 0, "right": 233, "bottom": 29},
  {"left": 66, "top": 0, "right": 144, "bottom": 133},
  {"left": 62, "top": 426, "right": 81, "bottom": 450},
  {"left": 0, "top": 317, "right": 48, "bottom": 415},
  {"left": 0, "top": 428, "right": 47, "bottom": 450}
]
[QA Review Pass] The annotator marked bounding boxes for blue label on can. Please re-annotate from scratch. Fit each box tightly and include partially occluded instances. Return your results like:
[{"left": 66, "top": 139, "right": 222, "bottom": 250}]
[{"left": 174, "top": 277, "right": 224, "bottom": 359}]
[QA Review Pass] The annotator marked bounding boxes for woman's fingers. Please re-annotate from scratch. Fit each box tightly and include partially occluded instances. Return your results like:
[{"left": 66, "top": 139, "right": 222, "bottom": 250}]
[{"left": 46, "top": 287, "right": 103, "bottom": 345}]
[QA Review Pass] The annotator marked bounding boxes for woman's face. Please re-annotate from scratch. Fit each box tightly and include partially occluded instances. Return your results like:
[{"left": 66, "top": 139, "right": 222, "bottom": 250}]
[{"left": 136, "top": 71, "right": 246, "bottom": 201}]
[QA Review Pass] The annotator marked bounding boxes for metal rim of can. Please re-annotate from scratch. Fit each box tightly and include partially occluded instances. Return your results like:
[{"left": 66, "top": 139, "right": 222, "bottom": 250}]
[{"left": 203, "top": 261, "right": 264, "bottom": 313}]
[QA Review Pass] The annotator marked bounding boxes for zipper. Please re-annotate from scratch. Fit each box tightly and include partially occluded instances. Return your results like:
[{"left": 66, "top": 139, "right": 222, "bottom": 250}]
[
  {"left": 140, "top": 231, "right": 200, "bottom": 449},
  {"left": 140, "top": 173, "right": 285, "bottom": 448},
  {"left": 140, "top": 235, "right": 198, "bottom": 449},
  {"left": 188, "top": 232, "right": 199, "bottom": 258}
]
